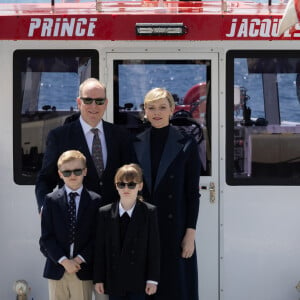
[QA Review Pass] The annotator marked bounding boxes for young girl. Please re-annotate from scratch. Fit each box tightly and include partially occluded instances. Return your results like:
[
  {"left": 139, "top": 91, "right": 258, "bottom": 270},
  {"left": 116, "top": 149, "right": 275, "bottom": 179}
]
[{"left": 94, "top": 163, "right": 160, "bottom": 300}]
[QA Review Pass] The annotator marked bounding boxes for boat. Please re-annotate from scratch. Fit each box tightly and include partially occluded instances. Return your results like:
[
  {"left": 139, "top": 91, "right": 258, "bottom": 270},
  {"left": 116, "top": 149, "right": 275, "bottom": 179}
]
[{"left": 1, "top": 0, "right": 300, "bottom": 299}]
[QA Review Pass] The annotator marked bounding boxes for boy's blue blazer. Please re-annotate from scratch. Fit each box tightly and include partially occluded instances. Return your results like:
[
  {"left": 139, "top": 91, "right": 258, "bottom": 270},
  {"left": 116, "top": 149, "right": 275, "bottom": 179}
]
[{"left": 40, "top": 186, "right": 101, "bottom": 280}]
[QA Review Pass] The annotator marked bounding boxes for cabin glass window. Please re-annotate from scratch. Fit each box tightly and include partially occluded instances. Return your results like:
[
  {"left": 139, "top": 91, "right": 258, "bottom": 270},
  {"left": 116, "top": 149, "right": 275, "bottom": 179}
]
[
  {"left": 13, "top": 50, "right": 99, "bottom": 185},
  {"left": 227, "top": 50, "right": 300, "bottom": 185},
  {"left": 113, "top": 60, "right": 211, "bottom": 176}
]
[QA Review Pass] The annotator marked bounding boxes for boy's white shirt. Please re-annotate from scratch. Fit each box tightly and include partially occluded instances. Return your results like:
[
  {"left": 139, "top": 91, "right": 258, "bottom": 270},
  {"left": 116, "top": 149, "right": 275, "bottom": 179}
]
[{"left": 118, "top": 201, "right": 136, "bottom": 217}]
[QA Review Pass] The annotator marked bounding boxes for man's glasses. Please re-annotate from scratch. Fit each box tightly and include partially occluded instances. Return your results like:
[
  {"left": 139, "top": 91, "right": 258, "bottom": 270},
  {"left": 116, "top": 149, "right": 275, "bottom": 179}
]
[
  {"left": 116, "top": 182, "right": 138, "bottom": 189},
  {"left": 61, "top": 169, "right": 85, "bottom": 177},
  {"left": 80, "top": 97, "right": 106, "bottom": 105}
]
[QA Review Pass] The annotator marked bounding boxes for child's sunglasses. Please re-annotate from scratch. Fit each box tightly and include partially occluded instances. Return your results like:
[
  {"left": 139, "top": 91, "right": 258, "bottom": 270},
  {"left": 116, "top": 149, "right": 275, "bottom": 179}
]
[
  {"left": 61, "top": 169, "right": 84, "bottom": 177},
  {"left": 116, "top": 182, "right": 138, "bottom": 189}
]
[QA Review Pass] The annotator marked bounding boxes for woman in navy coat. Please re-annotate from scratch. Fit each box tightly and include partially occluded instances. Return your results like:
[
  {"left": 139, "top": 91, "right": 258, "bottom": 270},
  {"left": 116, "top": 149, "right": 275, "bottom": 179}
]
[{"left": 133, "top": 88, "right": 201, "bottom": 300}]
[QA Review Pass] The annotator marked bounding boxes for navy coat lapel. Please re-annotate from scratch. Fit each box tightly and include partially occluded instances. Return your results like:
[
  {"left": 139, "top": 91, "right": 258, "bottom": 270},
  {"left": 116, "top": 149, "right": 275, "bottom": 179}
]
[
  {"left": 56, "top": 187, "right": 69, "bottom": 225},
  {"left": 134, "top": 130, "right": 152, "bottom": 191},
  {"left": 76, "top": 188, "right": 89, "bottom": 223},
  {"left": 71, "top": 120, "right": 90, "bottom": 155},
  {"left": 134, "top": 127, "right": 184, "bottom": 192},
  {"left": 154, "top": 128, "right": 184, "bottom": 190}
]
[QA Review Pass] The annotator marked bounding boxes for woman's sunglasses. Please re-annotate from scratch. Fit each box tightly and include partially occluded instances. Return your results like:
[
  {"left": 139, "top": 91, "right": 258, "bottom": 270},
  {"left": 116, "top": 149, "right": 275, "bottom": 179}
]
[
  {"left": 61, "top": 169, "right": 84, "bottom": 177},
  {"left": 116, "top": 182, "right": 138, "bottom": 189}
]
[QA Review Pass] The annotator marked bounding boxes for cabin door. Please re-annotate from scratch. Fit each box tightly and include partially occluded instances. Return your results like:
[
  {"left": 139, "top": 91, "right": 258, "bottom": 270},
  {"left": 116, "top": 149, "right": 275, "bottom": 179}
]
[{"left": 104, "top": 51, "right": 219, "bottom": 300}]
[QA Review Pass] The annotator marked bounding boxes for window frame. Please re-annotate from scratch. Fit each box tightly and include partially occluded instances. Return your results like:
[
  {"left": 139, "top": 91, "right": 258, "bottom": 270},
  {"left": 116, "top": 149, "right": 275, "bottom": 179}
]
[
  {"left": 13, "top": 49, "right": 99, "bottom": 185},
  {"left": 226, "top": 50, "right": 300, "bottom": 186}
]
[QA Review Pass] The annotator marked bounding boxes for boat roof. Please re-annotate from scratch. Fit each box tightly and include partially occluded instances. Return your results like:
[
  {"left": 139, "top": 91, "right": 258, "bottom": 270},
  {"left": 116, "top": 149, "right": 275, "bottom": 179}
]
[
  {"left": 0, "top": 1, "right": 293, "bottom": 40},
  {"left": 0, "top": 0, "right": 286, "bottom": 14}
]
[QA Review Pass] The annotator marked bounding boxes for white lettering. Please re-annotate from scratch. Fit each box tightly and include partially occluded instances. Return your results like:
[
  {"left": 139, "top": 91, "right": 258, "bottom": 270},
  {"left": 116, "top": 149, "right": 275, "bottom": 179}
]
[
  {"left": 75, "top": 18, "right": 87, "bottom": 36},
  {"left": 260, "top": 19, "right": 271, "bottom": 37},
  {"left": 53, "top": 18, "right": 61, "bottom": 37},
  {"left": 28, "top": 17, "right": 97, "bottom": 37},
  {"left": 226, "top": 18, "right": 237, "bottom": 37},
  {"left": 41, "top": 18, "right": 53, "bottom": 37},
  {"left": 87, "top": 18, "right": 97, "bottom": 36},
  {"left": 271, "top": 18, "right": 279, "bottom": 37},
  {"left": 28, "top": 18, "right": 41, "bottom": 37},
  {"left": 225, "top": 18, "right": 287, "bottom": 38},
  {"left": 61, "top": 18, "right": 75, "bottom": 36},
  {"left": 237, "top": 19, "right": 248, "bottom": 37},
  {"left": 248, "top": 19, "right": 259, "bottom": 37}
]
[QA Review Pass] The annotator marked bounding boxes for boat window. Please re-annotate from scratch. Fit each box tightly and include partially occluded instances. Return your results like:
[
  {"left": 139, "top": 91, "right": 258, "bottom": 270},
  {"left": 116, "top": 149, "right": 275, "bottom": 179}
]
[
  {"left": 13, "top": 49, "right": 99, "bottom": 185},
  {"left": 113, "top": 59, "right": 211, "bottom": 176},
  {"left": 227, "top": 50, "right": 300, "bottom": 185}
]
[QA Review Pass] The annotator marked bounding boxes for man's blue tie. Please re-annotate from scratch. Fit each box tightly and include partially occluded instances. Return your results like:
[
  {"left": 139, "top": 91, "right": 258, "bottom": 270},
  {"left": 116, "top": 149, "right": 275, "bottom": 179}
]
[{"left": 68, "top": 192, "right": 78, "bottom": 245}]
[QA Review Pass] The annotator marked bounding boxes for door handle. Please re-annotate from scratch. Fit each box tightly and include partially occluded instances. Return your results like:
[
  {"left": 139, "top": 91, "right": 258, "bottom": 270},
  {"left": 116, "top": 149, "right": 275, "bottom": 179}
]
[{"left": 209, "top": 182, "right": 215, "bottom": 203}]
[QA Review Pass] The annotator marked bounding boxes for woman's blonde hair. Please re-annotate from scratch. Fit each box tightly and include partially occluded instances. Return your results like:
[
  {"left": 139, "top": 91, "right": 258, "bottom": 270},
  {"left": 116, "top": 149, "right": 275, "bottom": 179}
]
[{"left": 144, "top": 87, "right": 175, "bottom": 110}]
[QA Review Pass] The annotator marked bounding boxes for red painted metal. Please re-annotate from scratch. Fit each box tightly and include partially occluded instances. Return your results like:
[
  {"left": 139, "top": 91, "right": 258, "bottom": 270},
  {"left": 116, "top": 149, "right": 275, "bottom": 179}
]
[{"left": 0, "top": 1, "right": 296, "bottom": 40}]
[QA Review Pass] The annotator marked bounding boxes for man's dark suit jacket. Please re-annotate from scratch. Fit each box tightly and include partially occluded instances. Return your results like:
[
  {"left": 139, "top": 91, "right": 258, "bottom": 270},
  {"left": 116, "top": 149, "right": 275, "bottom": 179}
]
[
  {"left": 94, "top": 200, "right": 160, "bottom": 296},
  {"left": 35, "top": 119, "right": 132, "bottom": 213},
  {"left": 40, "top": 187, "right": 101, "bottom": 280}
]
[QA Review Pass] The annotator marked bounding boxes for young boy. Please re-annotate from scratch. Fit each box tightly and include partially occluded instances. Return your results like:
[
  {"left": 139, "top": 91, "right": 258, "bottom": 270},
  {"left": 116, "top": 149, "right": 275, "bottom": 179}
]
[
  {"left": 94, "top": 163, "right": 160, "bottom": 300},
  {"left": 40, "top": 150, "right": 102, "bottom": 300}
]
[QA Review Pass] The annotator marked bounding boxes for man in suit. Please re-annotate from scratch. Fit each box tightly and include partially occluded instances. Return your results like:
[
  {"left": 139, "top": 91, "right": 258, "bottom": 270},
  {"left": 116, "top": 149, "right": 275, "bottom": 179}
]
[
  {"left": 40, "top": 150, "right": 101, "bottom": 300},
  {"left": 35, "top": 78, "right": 132, "bottom": 213}
]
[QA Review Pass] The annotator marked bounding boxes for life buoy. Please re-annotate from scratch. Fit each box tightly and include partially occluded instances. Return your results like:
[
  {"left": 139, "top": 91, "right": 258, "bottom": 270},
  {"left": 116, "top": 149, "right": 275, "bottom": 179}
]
[{"left": 181, "top": 82, "right": 207, "bottom": 124}]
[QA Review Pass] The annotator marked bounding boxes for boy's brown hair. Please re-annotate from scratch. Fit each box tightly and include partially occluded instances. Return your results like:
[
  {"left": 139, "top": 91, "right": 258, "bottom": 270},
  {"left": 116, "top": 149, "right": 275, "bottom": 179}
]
[
  {"left": 114, "top": 163, "right": 143, "bottom": 184},
  {"left": 114, "top": 164, "right": 144, "bottom": 201}
]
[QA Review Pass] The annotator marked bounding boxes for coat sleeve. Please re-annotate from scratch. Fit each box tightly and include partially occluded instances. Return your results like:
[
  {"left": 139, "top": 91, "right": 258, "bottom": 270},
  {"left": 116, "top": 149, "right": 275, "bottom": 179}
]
[
  {"left": 184, "top": 139, "right": 201, "bottom": 229},
  {"left": 146, "top": 206, "right": 160, "bottom": 282},
  {"left": 93, "top": 208, "right": 107, "bottom": 284},
  {"left": 39, "top": 196, "right": 67, "bottom": 263}
]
